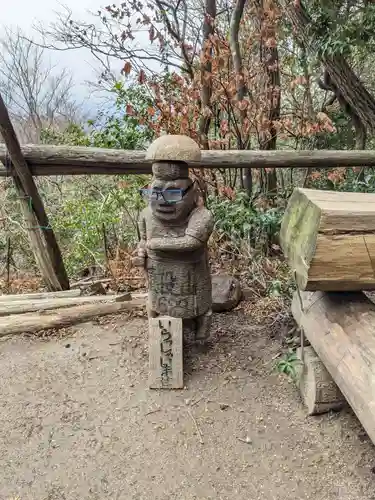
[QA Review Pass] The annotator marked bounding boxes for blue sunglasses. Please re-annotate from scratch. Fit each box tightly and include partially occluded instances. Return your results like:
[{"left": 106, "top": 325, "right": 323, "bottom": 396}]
[{"left": 140, "top": 182, "right": 193, "bottom": 204}]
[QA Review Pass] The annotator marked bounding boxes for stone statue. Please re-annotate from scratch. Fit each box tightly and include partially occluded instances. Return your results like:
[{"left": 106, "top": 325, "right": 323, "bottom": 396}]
[{"left": 132, "top": 135, "right": 214, "bottom": 341}]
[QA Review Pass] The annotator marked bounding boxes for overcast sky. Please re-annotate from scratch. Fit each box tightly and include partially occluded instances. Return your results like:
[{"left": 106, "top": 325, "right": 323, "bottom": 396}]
[{"left": 3, "top": 0, "right": 131, "bottom": 113}]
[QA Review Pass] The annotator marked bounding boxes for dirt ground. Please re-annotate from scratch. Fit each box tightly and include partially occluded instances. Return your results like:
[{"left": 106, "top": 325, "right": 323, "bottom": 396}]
[{"left": 0, "top": 310, "right": 374, "bottom": 500}]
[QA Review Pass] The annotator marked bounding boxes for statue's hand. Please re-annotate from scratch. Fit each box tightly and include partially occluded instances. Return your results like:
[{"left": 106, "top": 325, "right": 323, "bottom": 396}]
[
  {"left": 131, "top": 256, "right": 145, "bottom": 267},
  {"left": 138, "top": 245, "right": 147, "bottom": 259},
  {"left": 146, "top": 238, "right": 163, "bottom": 250},
  {"left": 132, "top": 240, "right": 147, "bottom": 267}
]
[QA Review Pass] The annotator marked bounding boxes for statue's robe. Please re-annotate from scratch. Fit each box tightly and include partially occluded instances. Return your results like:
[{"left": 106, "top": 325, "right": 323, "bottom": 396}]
[{"left": 139, "top": 206, "right": 213, "bottom": 318}]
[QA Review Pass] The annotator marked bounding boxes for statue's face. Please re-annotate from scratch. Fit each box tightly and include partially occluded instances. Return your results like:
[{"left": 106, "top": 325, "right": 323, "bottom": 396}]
[{"left": 150, "top": 178, "right": 197, "bottom": 222}]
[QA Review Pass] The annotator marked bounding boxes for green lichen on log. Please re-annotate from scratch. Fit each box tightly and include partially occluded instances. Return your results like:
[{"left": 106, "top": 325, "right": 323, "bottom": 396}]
[{"left": 280, "top": 188, "right": 322, "bottom": 290}]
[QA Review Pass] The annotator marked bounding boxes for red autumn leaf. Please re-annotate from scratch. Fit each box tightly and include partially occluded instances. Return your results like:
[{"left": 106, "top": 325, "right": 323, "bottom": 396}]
[
  {"left": 122, "top": 62, "right": 132, "bottom": 75},
  {"left": 118, "top": 181, "right": 129, "bottom": 189},
  {"left": 149, "top": 25, "right": 155, "bottom": 42},
  {"left": 138, "top": 69, "right": 146, "bottom": 84},
  {"left": 126, "top": 104, "right": 135, "bottom": 116},
  {"left": 309, "top": 171, "right": 322, "bottom": 181}
]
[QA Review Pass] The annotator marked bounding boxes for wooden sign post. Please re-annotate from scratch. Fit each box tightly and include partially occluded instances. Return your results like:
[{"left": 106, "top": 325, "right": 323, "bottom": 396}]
[{"left": 149, "top": 316, "right": 183, "bottom": 389}]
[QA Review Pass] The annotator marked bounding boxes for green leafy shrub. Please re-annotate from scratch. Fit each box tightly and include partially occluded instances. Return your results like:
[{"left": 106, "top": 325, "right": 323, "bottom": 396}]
[
  {"left": 41, "top": 83, "right": 155, "bottom": 150},
  {"left": 49, "top": 175, "right": 147, "bottom": 276},
  {"left": 275, "top": 350, "right": 302, "bottom": 382},
  {"left": 207, "top": 191, "right": 283, "bottom": 254},
  {"left": 37, "top": 82, "right": 154, "bottom": 276}
]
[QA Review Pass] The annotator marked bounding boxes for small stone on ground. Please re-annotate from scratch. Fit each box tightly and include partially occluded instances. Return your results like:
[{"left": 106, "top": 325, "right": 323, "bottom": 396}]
[{"left": 212, "top": 274, "right": 242, "bottom": 312}]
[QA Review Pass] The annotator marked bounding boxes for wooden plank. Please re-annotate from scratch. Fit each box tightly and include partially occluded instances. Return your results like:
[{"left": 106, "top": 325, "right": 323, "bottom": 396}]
[
  {"left": 0, "top": 163, "right": 153, "bottom": 176},
  {"left": 0, "top": 289, "right": 81, "bottom": 301},
  {"left": 0, "top": 93, "right": 69, "bottom": 290},
  {"left": 0, "top": 299, "right": 146, "bottom": 337},
  {"left": 0, "top": 293, "right": 131, "bottom": 316},
  {"left": 291, "top": 290, "right": 375, "bottom": 445},
  {"left": 149, "top": 316, "right": 183, "bottom": 389},
  {"left": 4, "top": 145, "right": 375, "bottom": 176}
]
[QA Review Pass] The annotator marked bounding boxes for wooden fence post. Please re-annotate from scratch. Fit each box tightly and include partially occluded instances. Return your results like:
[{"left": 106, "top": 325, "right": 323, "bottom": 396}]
[{"left": 0, "top": 93, "right": 69, "bottom": 290}]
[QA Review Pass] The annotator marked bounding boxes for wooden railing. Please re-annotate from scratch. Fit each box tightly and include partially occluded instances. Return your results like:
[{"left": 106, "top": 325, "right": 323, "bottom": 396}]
[
  {"left": 3, "top": 86, "right": 375, "bottom": 293},
  {"left": 2, "top": 144, "right": 375, "bottom": 176}
]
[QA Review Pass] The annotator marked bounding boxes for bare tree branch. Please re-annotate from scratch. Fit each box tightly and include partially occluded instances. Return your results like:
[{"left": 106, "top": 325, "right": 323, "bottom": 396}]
[
  {"left": 0, "top": 27, "right": 81, "bottom": 143},
  {"left": 31, "top": 1, "right": 231, "bottom": 89}
]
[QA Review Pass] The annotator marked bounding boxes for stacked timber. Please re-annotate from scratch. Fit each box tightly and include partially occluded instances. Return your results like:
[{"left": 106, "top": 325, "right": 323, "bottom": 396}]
[
  {"left": 292, "top": 290, "right": 375, "bottom": 444},
  {"left": 281, "top": 187, "right": 375, "bottom": 444},
  {"left": 0, "top": 289, "right": 146, "bottom": 337},
  {"left": 280, "top": 187, "right": 375, "bottom": 291}
]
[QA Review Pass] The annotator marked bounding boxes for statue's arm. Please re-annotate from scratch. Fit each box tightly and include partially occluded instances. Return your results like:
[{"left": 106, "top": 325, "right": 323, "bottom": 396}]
[
  {"left": 147, "top": 235, "right": 202, "bottom": 252},
  {"left": 147, "top": 209, "right": 214, "bottom": 252}
]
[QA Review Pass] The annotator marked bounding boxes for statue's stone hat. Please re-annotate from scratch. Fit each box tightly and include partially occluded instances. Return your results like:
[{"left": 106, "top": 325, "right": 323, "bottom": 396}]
[{"left": 146, "top": 135, "right": 201, "bottom": 180}]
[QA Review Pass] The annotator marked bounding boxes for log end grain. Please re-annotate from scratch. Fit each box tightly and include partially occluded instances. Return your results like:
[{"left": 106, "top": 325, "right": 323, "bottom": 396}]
[
  {"left": 280, "top": 188, "right": 322, "bottom": 290},
  {"left": 295, "top": 346, "right": 345, "bottom": 416}
]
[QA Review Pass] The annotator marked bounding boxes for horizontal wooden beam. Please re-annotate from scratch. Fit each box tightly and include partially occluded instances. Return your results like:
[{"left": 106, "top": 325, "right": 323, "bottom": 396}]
[{"left": 2, "top": 145, "right": 375, "bottom": 175}]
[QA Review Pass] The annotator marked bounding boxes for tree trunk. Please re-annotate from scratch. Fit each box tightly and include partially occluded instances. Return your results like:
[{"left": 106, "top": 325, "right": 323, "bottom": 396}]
[
  {"left": 278, "top": 0, "right": 375, "bottom": 132},
  {"left": 229, "top": 0, "right": 253, "bottom": 195},
  {"left": 256, "top": 0, "right": 281, "bottom": 195},
  {"left": 199, "top": 0, "right": 217, "bottom": 149},
  {"left": 0, "top": 93, "right": 69, "bottom": 291},
  {"left": 318, "top": 68, "right": 368, "bottom": 179}
]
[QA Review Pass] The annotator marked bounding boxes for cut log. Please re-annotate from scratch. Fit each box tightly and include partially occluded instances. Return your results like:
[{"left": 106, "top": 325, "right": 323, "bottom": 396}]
[
  {"left": 0, "top": 293, "right": 131, "bottom": 316},
  {"left": 291, "top": 290, "right": 375, "bottom": 444},
  {"left": 294, "top": 345, "right": 345, "bottom": 416},
  {"left": 0, "top": 289, "right": 81, "bottom": 301},
  {"left": 280, "top": 187, "right": 375, "bottom": 291},
  {"left": 0, "top": 299, "right": 146, "bottom": 337},
  {"left": 149, "top": 316, "right": 183, "bottom": 389}
]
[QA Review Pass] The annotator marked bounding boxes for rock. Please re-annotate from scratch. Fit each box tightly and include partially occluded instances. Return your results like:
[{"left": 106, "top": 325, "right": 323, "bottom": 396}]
[
  {"left": 86, "top": 282, "right": 107, "bottom": 296},
  {"left": 212, "top": 275, "right": 242, "bottom": 312}
]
